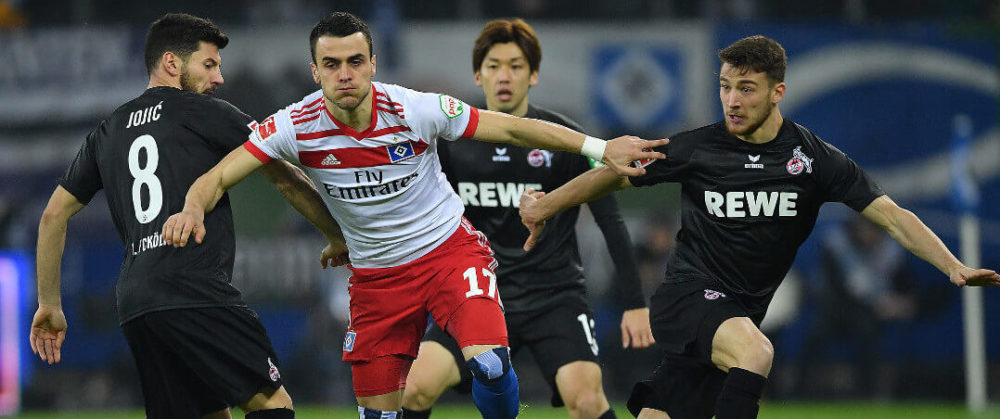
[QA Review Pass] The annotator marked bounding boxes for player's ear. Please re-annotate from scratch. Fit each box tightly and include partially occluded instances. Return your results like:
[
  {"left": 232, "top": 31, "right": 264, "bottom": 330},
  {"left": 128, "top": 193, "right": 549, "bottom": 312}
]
[
  {"left": 370, "top": 54, "right": 377, "bottom": 78},
  {"left": 310, "top": 61, "right": 320, "bottom": 84},
  {"left": 771, "top": 82, "right": 786, "bottom": 105},
  {"left": 529, "top": 70, "right": 539, "bottom": 87},
  {"left": 474, "top": 70, "right": 483, "bottom": 87},
  {"left": 162, "top": 51, "right": 181, "bottom": 78}
]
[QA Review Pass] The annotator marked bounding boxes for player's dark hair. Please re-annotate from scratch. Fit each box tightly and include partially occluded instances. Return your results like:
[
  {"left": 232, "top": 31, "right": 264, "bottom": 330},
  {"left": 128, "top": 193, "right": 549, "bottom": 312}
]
[
  {"left": 310, "top": 12, "right": 374, "bottom": 62},
  {"left": 144, "top": 13, "right": 228, "bottom": 75},
  {"left": 718, "top": 35, "right": 786, "bottom": 84},
  {"left": 472, "top": 18, "right": 541, "bottom": 73}
]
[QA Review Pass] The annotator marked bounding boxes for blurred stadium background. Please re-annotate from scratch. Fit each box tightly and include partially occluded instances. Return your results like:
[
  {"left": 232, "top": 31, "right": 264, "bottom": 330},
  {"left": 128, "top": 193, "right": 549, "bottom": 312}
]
[{"left": 1, "top": 0, "right": 998, "bottom": 417}]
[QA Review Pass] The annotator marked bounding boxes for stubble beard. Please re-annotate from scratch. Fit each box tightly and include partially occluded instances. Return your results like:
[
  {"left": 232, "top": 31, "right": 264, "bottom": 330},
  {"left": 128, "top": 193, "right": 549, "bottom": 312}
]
[
  {"left": 727, "top": 101, "right": 774, "bottom": 138},
  {"left": 180, "top": 70, "right": 214, "bottom": 95}
]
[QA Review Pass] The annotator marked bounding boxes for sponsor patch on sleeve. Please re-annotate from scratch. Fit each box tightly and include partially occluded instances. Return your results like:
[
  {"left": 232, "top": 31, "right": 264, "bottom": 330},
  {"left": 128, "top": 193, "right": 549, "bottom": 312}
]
[
  {"left": 438, "top": 95, "right": 466, "bottom": 119},
  {"left": 256, "top": 116, "right": 278, "bottom": 140}
]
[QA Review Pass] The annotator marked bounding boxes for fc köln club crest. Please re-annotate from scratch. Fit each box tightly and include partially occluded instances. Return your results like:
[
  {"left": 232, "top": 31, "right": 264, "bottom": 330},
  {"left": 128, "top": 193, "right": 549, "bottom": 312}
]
[{"left": 786, "top": 146, "right": 814, "bottom": 175}]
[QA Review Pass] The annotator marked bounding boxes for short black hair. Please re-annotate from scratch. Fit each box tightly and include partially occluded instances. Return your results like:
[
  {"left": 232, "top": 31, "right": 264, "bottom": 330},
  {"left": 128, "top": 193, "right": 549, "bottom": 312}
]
[
  {"left": 472, "top": 18, "right": 541, "bottom": 74},
  {"left": 310, "top": 12, "right": 374, "bottom": 62},
  {"left": 718, "top": 35, "right": 786, "bottom": 84},
  {"left": 144, "top": 13, "right": 228, "bottom": 75}
]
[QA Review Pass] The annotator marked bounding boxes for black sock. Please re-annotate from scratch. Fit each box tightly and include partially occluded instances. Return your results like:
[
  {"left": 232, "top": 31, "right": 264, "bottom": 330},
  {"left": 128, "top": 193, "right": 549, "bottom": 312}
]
[
  {"left": 597, "top": 408, "right": 617, "bottom": 419},
  {"left": 246, "top": 408, "right": 294, "bottom": 419},
  {"left": 401, "top": 407, "right": 431, "bottom": 419},
  {"left": 715, "top": 368, "right": 767, "bottom": 419}
]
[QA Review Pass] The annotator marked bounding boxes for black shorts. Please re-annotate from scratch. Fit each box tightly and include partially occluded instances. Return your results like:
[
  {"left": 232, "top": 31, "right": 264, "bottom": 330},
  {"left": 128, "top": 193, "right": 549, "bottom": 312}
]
[
  {"left": 627, "top": 278, "right": 755, "bottom": 418},
  {"left": 121, "top": 306, "right": 283, "bottom": 419},
  {"left": 423, "top": 296, "right": 600, "bottom": 406}
]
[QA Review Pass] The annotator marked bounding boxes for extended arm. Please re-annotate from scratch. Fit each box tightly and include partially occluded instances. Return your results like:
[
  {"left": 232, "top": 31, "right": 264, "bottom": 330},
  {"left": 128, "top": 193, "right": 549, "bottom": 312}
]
[
  {"left": 473, "top": 110, "right": 668, "bottom": 177},
  {"left": 520, "top": 165, "right": 633, "bottom": 251},
  {"left": 258, "top": 160, "right": 349, "bottom": 267},
  {"left": 31, "top": 186, "right": 86, "bottom": 364},
  {"left": 162, "top": 146, "right": 264, "bottom": 247},
  {"left": 861, "top": 195, "right": 999, "bottom": 287}
]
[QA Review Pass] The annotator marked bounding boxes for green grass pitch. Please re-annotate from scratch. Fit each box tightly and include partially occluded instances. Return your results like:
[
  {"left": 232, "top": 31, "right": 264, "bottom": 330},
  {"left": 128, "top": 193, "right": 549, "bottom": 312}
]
[{"left": 12, "top": 402, "right": 999, "bottom": 418}]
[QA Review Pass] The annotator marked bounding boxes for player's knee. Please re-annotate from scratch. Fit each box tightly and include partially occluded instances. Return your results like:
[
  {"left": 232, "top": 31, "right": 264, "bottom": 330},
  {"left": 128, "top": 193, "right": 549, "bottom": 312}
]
[
  {"left": 563, "top": 387, "right": 606, "bottom": 418},
  {"left": 467, "top": 347, "right": 512, "bottom": 383},
  {"left": 740, "top": 336, "right": 774, "bottom": 375},
  {"left": 402, "top": 381, "right": 440, "bottom": 411},
  {"left": 241, "top": 385, "right": 293, "bottom": 412}
]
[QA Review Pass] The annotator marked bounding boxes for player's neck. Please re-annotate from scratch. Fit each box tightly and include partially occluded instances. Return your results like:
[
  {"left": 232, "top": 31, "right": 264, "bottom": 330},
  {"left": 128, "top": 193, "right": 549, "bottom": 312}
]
[
  {"left": 737, "top": 108, "right": 783, "bottom": 145},
  {"left": 147, "top": 73, "right": 180, "bottom": 90},
  {"left": 325, "top": 89, "right": 374, "bottom": 132}
]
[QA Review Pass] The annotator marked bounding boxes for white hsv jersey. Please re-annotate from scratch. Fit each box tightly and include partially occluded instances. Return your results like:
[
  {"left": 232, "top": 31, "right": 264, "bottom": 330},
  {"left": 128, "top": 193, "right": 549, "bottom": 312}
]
[{"left": 244, "top": 82, "right": 480, "bottom": 268}]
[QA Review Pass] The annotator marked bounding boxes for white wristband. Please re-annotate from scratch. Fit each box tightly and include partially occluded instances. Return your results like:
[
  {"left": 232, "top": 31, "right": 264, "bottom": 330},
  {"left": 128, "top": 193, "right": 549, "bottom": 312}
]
[{"left": 581, "top": 136, "right": 607, "bottom": 162}]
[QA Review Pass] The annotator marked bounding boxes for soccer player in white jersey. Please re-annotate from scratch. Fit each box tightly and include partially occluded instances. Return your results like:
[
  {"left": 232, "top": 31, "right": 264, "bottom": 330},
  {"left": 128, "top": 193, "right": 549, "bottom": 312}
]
[{"left": 161, "top": 12, "right": 667, "bottom": 419}]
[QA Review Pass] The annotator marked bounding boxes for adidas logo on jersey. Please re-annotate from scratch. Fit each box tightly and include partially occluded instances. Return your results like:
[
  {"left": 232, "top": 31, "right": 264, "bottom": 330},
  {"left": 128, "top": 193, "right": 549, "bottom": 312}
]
[{"left": 321, "top": 154, "right": 341, "bottom": 166}]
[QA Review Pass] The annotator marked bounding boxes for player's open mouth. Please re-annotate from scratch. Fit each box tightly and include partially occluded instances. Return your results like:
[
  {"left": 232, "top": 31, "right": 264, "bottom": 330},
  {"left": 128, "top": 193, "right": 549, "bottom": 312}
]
[
  {"left": 728, "top": 114, "right": 744, "bottom": 124},
  {"left": 496, "top": 88, "right": 513, "bottom": 101}
]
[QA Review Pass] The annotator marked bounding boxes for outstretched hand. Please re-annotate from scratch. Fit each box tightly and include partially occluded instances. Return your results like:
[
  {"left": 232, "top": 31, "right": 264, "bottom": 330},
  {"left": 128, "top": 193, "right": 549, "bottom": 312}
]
[
  {"left": 621, "top": 307, "right": 655, "bottom": 349},
  {"left": 162, "top": 210, "right": 205, "bottom": 247},
  {"left": 519, "top": 188, "right": 547, "bottom": 251},
  {"left": 950, "top": 267, "right": 1000, "bottom": 287},
  {"left": 321, "top": 240, "right": 350, "bottom": 268},
  {"left": 602, "top": 136, "right": 669, "bottom": 177},
  {"left": 30, "top": 304, "right": 67, "bottom": 365}
]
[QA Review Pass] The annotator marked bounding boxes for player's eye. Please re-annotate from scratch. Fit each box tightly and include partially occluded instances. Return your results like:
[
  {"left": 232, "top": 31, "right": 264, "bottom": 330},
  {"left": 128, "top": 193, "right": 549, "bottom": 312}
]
[
  {"left": 742, "top": 87, "right": 754, "bottom": 93},
  {"left": 720, "top": 84, "right": 730, "bottom": 90}
]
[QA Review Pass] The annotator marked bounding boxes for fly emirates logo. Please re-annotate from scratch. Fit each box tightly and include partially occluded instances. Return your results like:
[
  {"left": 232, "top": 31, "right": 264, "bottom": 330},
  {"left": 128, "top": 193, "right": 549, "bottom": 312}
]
[
  {"left": 704, "top": 191, "right": 798, "bottom": 218},
  {"left": 458, "top": 182, "right": 542, "bottom": 208}
]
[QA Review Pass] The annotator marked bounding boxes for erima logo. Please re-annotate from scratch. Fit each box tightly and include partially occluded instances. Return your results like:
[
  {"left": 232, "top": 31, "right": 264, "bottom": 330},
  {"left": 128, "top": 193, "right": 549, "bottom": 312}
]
[
  {"left": 704, "top": 191, "right": 798, "bottom": 218},
  {"left": 492, "top": 147, "right": 511, "bottom": 162},
  {"left": 744, "top": 154, "right": 763, "bottom": 169},
  {"left": 458, "top": 182, "right": 542, "bottom": 207},
  {"left": 321, "top": 154, "right": 341, "bottom": 166}
]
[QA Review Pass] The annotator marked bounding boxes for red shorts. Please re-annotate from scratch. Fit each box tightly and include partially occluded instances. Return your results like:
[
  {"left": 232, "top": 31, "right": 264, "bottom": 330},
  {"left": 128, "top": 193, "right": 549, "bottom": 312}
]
[{"left": 344, "top": 219, "right": 508, "bottom": 396}]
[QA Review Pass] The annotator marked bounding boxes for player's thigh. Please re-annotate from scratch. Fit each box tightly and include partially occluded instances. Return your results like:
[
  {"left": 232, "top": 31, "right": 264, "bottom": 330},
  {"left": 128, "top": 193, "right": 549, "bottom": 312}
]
[
  {"left": 357, "top": 389, "right": 405, "bottom": 412},
  {"left": 426, "top": 221, "right": 507, "bottom": 350},
  {"left": 710, "top": 316, "right": 774, "bottom": 375},
  {"left": 405, "top": 341, "right": 463, "bottom": 400},
  {"left": 239, "top": 385, "right": 293, "bottom": 412},
  {"left": 121, "top": 314, "right": 228, "bottom": 419},
  {"left": 637, "top": 408, "right": 671, "bottom": 419}
]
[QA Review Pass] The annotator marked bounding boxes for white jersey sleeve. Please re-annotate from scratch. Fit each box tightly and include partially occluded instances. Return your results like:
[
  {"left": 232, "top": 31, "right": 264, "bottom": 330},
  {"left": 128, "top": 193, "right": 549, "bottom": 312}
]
[
  {"left": 243, "top": 107, "right": 299, "bottom": 164},
  {"left": 400, "top": 89, "right": 480, "bottom": 142}
]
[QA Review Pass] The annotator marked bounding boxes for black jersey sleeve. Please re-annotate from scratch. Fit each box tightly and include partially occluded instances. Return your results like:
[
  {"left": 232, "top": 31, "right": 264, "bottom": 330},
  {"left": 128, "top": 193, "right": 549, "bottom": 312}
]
[
  {"left": 810, "top": 135, "right": 885, "bottom": 212},
  {"left": 59, "top": 128, "right": 104, "bottom": 204},
  {"left": 587, "top": 195, "right": 646, "bottom": 309},
  {"left": 182, "top": 96, "right": 254, "bottom": 153},
  {"left": 627, "top": 128, "right": 697, "bottom": 187}
]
